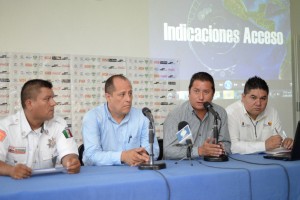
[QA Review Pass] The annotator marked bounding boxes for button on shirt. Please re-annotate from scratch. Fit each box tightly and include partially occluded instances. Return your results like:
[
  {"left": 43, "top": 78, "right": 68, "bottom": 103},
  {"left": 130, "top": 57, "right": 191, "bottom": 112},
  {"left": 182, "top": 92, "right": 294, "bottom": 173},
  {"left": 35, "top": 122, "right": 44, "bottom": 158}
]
[
  {"left": 82, "top": 103, "right": 159, "bottom": 166},
  {"left": 163, "top": 101, "right": 231, "bottom": 160},
  {"left": 226, "top": 100, "right": 283, "bottom": 154},
  {"left": 0, "top": 110, "right": 78, "bottom": 169}
]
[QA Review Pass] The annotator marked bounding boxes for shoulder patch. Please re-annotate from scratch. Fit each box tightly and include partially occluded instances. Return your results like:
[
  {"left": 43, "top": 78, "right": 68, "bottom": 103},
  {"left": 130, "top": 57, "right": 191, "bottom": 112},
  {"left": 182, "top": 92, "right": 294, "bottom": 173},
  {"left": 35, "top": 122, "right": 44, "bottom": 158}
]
[
  {"left": 62, "top": 129, "right": 73, "bottom": 139},
  {"left": 0, "top": 129, "right": 7, "bottom": 142}
]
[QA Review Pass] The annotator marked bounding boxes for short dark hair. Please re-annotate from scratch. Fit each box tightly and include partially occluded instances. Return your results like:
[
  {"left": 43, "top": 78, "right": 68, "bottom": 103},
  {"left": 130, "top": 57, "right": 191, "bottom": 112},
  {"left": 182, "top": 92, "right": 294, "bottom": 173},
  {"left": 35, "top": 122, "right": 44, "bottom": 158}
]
[
  {"left": 244, "top": 76, "right": 269, "bottom": 95},
  {"left": 104, "top": 74, "right": 129, "bottom": 94},
  {"left": 21, "top": 79, "right": 53, "bottom": 109},
  {"left": 188, "top": 72, "right": 215, "bottom": 94}
]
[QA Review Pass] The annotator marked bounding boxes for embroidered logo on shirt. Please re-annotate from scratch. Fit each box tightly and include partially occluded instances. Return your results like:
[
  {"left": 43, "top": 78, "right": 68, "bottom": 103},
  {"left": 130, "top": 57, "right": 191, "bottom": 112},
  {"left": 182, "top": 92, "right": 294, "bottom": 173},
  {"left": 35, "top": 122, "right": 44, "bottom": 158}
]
[
  {"left": 8, "top": 146, "right": 26, "bottom": 154},
  {"left": 0, "top": 129, "right": 6, "bottom": 142},
  {"left": 47, "top": 137, "right": 56, "bottom": 148},
  {"left": 268, "top": 121, "right": 272, "bottom": 126},
  {"left": 62, "top": 129, "right": 73, "bottom": 138},
  {"left": 241, "top": 122, "right": 251, "bottom": 127},
  {"left": 263, "top": 121, "right": 272, "bottom": 127}
]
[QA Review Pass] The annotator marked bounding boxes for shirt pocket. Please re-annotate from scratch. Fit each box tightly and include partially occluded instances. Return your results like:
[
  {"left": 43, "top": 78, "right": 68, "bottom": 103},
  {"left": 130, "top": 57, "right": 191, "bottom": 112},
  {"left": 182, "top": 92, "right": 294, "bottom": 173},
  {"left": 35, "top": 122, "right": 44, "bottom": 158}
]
[
  {"left": 261, "top": 125, "right": 273, "bottom": 140},
  {"left": 6, "top": 152, "right": 27, "bottom": 166},
  {"left": 40, "top": 149, "right": 58, "bottom": 168},
  {"left": 240, "top": 125, "right": 253, "bottom": 141},
  {"left": 128, "top": 135, "right": 140, "bottom": 147}
]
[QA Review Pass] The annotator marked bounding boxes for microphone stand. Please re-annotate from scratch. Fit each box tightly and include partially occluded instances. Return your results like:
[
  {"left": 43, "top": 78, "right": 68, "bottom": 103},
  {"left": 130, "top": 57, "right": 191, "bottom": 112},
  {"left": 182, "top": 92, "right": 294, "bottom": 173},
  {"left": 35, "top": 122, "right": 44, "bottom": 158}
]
[
  {"left": 139, "top": 122, "right": 166, "bottom": 170},
  {"left": 175, "top": 139, "right": 194, "bottom": 166},
  {"left": 203, "top": 115, "right": 228, "bottom": 162}
]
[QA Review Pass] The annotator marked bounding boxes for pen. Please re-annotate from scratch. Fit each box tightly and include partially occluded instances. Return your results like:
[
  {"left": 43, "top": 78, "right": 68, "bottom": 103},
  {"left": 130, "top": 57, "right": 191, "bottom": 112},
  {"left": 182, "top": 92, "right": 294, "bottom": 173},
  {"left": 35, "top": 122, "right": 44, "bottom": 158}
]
[
  {"left": 128, "top": 136, "right": 132, "bottom": 143},
  {"left": 275, "top": 128, "right": 287, "bottom": 139},
  {"left": 282, "top": 130, "right": 287, "bottom": 139}
]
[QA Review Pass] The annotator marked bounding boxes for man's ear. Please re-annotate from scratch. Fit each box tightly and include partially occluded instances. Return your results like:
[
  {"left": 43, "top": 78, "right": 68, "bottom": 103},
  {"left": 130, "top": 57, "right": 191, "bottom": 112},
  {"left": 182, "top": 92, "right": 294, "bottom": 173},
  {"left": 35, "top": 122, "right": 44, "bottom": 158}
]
[
  {"left": 25, "top": 99, "right": 33, "bottom": 111},
  {"left": 105, "top": 93, "right": 111, "bottom": 102},
  {"left": 241, "top": 93, "right": 245, "bottom": 102}
]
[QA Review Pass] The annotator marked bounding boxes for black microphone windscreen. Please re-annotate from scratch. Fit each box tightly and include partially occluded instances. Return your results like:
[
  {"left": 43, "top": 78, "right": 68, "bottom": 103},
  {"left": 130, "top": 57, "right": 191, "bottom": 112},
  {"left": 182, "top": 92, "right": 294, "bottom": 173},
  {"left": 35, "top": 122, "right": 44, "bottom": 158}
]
[
  {"left": 142, "top": 107, "right": 154, "bottom": 123},
  {"left": 142, "top": 107, "right": 151, "bottom": 116},
  {"left": 178, "top": 121, "right": 188, "bottom": 131},
  {"left": 203, "top": 102, "right": 212, "bottom": 109}
]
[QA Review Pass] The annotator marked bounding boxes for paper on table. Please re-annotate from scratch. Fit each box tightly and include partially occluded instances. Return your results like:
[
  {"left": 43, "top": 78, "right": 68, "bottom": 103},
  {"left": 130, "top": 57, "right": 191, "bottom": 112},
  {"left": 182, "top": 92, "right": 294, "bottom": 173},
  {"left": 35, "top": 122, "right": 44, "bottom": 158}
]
[
  {"left": 265, "top": 147, "right": 291, "bottom": 155},
  {"left": 32, "top": 167, "right": 66, "bottom": 176}
]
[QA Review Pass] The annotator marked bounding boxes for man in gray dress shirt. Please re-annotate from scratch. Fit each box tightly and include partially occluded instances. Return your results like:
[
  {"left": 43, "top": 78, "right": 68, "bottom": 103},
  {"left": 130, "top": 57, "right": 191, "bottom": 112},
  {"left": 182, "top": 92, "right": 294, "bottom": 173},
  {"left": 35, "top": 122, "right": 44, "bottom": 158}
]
[{"left": 163, "top": 72, "right": 231, "bottom": 159}]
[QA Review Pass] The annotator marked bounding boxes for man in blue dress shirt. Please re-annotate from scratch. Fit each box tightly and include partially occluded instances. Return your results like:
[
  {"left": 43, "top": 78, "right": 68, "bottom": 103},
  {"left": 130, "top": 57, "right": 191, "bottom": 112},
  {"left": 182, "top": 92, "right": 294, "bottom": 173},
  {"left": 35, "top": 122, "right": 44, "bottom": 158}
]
[{"left": 82, "top": 74, "right": 159, "bottom": 166}]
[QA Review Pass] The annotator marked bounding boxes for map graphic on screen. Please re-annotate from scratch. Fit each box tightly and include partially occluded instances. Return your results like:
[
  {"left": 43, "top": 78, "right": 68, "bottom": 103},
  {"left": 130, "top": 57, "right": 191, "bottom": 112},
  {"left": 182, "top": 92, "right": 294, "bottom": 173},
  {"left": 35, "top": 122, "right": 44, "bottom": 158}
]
[{"left": 149, "top": 0, "right": 291, "bottom": 81}]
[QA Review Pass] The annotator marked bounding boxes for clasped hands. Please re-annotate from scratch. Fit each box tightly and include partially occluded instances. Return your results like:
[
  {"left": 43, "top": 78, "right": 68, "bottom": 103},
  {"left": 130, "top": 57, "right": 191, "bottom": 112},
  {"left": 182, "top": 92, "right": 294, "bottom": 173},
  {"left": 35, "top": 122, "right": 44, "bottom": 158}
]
[{"left": 121, "top": 147, "right": 149, "bottom": 166}]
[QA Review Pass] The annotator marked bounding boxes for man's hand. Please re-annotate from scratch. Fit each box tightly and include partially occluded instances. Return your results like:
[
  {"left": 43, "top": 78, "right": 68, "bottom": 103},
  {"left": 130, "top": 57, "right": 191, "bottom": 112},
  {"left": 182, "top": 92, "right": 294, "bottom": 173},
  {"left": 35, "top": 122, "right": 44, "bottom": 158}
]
[
  {"left": 61, "top": 154, "right": 81, "bottom": 174},
  {"left": 198, "top": 138, "right": 223, "bottom": 157},
  {"left": 281, "top": 138, "right": 293, "bottom": 149},
  {"left": 9, "top": 163, "right": 32, "bottom": 179},
  {"left": 121, "top": 147, "right": 149, "bottom": 166},
  {"left": 265, "top": 135, "right": 282, "bottom": 151}
]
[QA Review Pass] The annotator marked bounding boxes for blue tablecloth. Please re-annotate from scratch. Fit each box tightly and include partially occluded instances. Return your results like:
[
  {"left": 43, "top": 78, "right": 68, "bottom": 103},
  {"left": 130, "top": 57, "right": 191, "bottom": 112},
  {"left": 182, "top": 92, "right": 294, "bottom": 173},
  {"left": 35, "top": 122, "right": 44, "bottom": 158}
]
[
  {"left": 0, "top": 154, "right": 299, "bottom": 200},
  {"left": 164, "top": 154, "right": 300, "bottom": 200}
]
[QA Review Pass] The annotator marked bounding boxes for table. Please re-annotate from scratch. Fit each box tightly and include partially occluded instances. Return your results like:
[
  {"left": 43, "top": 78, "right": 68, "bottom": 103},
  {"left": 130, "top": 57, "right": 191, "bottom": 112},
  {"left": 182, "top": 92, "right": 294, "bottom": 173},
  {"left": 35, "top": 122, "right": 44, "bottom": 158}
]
[
  {"left": 164, "top": 154, "right": 300, "bottom": 200},
  {"left": 0, "top": 154, "right": 299, "bottom": 200}
]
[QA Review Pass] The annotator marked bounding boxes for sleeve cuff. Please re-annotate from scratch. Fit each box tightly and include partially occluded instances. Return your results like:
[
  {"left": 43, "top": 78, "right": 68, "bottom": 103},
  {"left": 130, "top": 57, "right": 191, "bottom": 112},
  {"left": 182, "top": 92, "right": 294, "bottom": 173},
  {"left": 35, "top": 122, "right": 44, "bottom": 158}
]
[{"left": 113, "top": 151, "right": 122, "bottom": 165}]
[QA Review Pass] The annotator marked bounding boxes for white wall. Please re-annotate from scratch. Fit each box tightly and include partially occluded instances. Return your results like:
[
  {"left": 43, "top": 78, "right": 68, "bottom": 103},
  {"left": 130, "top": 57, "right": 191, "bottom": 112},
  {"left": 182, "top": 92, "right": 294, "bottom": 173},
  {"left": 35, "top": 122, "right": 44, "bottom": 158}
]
[{"left": 0, "top": 0, "right": 149, "bottom": 56}]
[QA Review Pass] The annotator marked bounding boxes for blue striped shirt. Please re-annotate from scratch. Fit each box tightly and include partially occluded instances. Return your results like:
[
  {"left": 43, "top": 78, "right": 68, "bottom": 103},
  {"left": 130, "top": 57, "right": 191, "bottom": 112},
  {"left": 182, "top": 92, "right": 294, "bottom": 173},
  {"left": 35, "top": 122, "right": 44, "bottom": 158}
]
[{"left": 82, "top": 103, "right": 159, "bottom": 165}]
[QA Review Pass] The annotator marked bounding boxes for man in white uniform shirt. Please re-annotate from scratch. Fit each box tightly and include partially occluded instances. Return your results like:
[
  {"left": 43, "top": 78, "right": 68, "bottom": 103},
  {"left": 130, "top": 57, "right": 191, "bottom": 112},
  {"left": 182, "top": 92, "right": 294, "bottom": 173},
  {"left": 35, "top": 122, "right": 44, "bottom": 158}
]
[
  {"left": 226, "top": 76, "right": 293, "bottom": 154},
  {"left": 0, "top": 79, "right": 80, "bottom": 179}
]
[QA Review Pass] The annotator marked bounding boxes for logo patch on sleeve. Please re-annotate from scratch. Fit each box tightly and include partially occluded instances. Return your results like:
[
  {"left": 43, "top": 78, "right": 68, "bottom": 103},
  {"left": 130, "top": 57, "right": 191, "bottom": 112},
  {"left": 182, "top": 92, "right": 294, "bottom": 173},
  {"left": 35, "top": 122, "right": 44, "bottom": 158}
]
[
  {"left": 8, "top": 146, "right": 26, "bottom": 154},
  {"left": 62, "top": 129, "right": 73, "bottom": 138},
  {"left": 0, "top": 129, "right": 7, "bottom": 142}
]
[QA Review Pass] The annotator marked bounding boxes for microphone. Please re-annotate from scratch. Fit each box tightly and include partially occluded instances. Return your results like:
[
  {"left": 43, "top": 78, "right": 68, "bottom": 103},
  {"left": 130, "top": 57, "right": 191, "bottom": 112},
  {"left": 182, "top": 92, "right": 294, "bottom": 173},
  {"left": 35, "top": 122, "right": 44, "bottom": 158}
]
[
  {"left": 178, "top": 121, "right": 188, "bottom": 130},
  {"left": 203, "top": 102, "right": 228, "bottom": 162},
  {"left": 176, "top": 121, "right": 193, "bottom": 145},
  {"left": 142, "top": 107, "right": 154, "bottom": 123},
  {"left": 175, "top": 121, "right": 194, "bottom": 165},
  {"left": 142, "top": 107, "right": 154, "bottom": 144},
  {"left": 139, "top": 107, "right": 166, "bottom": 170},
  {"left": 173, "top": 121, "right": 188, "bottom": 147},
  {"left": 203, "top": 102, "right": 221, "bottom": 120}
]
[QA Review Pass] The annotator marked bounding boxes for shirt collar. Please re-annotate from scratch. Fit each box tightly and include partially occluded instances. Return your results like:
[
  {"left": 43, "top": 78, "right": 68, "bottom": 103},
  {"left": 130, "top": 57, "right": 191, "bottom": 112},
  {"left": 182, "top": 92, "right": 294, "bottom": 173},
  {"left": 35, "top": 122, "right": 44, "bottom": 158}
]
[
  {"left": 41, "top": 122, "right": 49, "bottom": 135},
  {"left": 20, "top": 110, "right": 49, "bottom": 137},
  {"left": 187, "top": 101, "right": 209, "bottom": 120},
  {"left": 187, "top": 101, "right": 194, "bottom": 114},
  {"left": 104, "top": 103, "right": 130, "bottom": 124},
  {"left": 20, "top": 110, "right": 33, "bottom": 137}
]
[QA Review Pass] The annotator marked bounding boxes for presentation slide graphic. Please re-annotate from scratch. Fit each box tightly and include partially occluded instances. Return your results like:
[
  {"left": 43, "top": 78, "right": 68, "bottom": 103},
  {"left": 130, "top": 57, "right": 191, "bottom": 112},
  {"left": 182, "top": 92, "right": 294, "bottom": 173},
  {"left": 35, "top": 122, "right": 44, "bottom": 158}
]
[{"left": 149, "top": 0, "right": 291, "bottom": 81}]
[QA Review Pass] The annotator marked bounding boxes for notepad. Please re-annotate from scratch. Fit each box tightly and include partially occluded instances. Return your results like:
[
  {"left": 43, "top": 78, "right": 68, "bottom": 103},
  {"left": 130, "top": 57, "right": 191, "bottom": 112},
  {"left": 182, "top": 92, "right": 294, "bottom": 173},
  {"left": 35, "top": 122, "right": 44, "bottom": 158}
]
[
  {"left": 32, "top": 167, "right": 66, "bottom": 176},
  {"left": 265, "top": 147, "right": 291, "bottom": 155},
  {"left": 264, "top": 121, "right": 300, "bottom": 161}
]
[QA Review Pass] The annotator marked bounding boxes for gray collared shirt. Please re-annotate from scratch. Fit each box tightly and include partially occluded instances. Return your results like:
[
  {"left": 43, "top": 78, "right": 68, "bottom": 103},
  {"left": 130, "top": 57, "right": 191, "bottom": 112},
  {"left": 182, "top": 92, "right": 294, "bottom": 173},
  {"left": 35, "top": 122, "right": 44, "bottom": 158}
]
[{"left": 163, "top": 101, "right": 231, "bottom": 159}]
